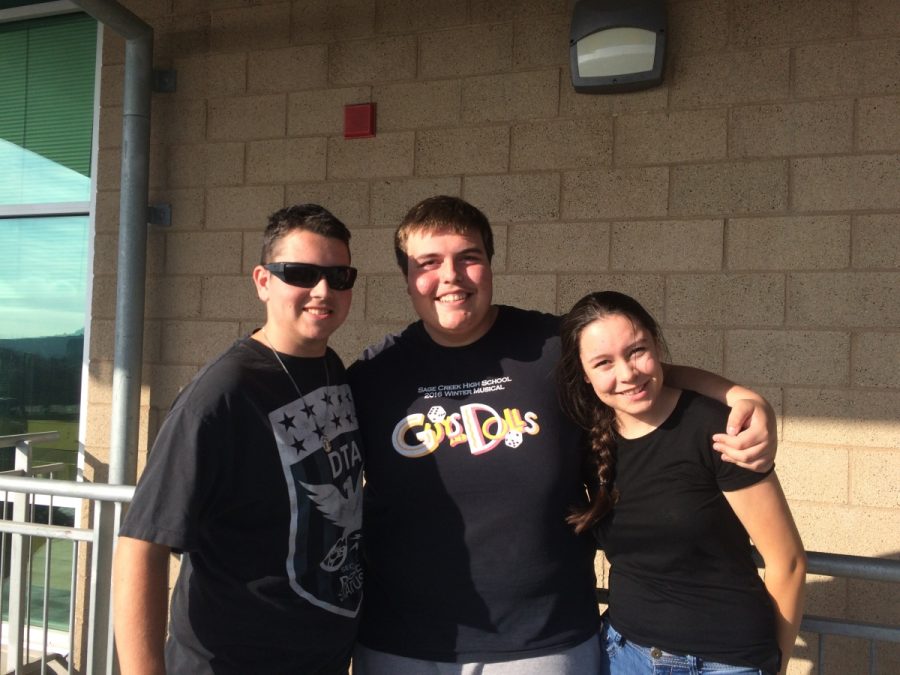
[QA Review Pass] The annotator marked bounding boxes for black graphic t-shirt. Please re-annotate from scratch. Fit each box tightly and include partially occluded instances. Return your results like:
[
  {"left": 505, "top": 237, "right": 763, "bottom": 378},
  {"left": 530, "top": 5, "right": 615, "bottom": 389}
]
[
  {"left": 348, "top": 306, "right": 599, "bottom": 663},
  {"left": 120, "top": 336, "right": 363, "bottom": 674}
]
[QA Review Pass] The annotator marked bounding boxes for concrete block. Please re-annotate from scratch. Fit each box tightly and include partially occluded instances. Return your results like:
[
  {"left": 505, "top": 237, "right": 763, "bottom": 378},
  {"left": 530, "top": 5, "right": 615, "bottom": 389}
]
[
  {"left": 671, "top": 161, "right": 788, "bottom": 216},
  {"left": 558, "top": 274, "right": 665, "bottom": 317},
  {"left": 560, "top": 77, "right": 669, "bottom": 117},
  {"left": 462, "top": 69, "right": 559, "bottom": 123},
  {"left": 145, "top": 276, "right": 202, "bottom": 319},
  {"left": 329, "top": 35, "right": 417, "bottom": 84},
  {"left": 205, "top": 186, "right": 285, "bottom": 230},
  {"left": 663, "top": 329, "right": 724, "bottom": 373},
  {"left": 152, "top": 188, "right": 206, "bottom": 231},
  {"left": 511, "top": 118, "right": 612, "bottom": 171},
  {"left": 776, "top": 442, "right": 849, "bottom": 505},
  {"left": 731, "top": 0, "right": 852, "bottom": 47},
  {"left": 615, "top": 110, "right": 727, "bottom": 165},
  {"left": 419, "top": 24, "right": 513, "bottom": 78},
  {"left": 789, "top": 500, "right": 900, "bottom": 557},
  {"left": 667, "top": 0, "right": 729, "bottom": 56},
  {"left": 787, "top": 272, "right": 900, "bottom": 328},
  {"left": 166, "top": 231, "right": 243, "bottom": 275},
  {"left": 491, "top": 225, "right": 508, "bottom": 273},
  {"left": 210, "top": 3, "right": 290, "bottom": 52},
  {"left": 492, "top": 274, "right": 557, "bottom": 314},
  {"left": 670, "top": 49, "right": 790, "bottom": 109},
  {"left": 796, "top": 38, "right": 900, "bottom": 98},
  {"left": 349, "top": 228, "right": 398, "bottom": 274},
  {"left": 666, "top": 274, "right": 784, "bottom": 327},
  {"left": 200, "top": 275, "right": 262, "bottom": 321},
  {"left": 727, "top": 217, "right": 851, "bottom": 271},
  {"left": 92, "top": 234, "right": 118, "bottom": 277},
  {"left": 93, "top": 191, "right": 120, "bottom": 233},
  {"left": 157, "top": 11, "right": 210, "bottom": 63},
  {"left": 100, "top": 64, "right": 123, "bottom": 108},
  {"left": 376, "top": 0, "right": 467, "bottom": 33},
  {"left": 858, "top": 0, "right": 900, "bottom": 36},
  {"left": 285, "top": 181, "right": 370, "bottom": 230},
  {"left": 725, "top": 330, "right": 850, "bottom": 387},
  {"left": 858, "top": 96, "right": 900, "bottom": 152},
  {"left": 330, "top": 320, "right": 410, "bottom": 365},
  {"left": 611, "top": 220, "right": 724, "bottom": 271},
  {"left": 208, "top": 94, "right": 286, "bottom": 141},
  {"left": 91, "top": 275, "right": 117, "bottom": 319},
  {"left": 161, "top": 320, "right": 240, "bottom": 365},
  {"left": 288, "top": 87, "right": 371, "bottom": 137},
  {"left": 173, "top": 52, "right": 247, "bottom": 99},
  {"left": 851, "top": 449, "right": 900, "bottom": 508},
  {"left": 784, "top": 388, "right": 900, "bottom": 449},
  {"left": 327, "top": 132, "right": 415, "bottom": 180},
  {"left": 730, "top": 101, "right": 853, "bottom": 158},
  {"left": 471, "top": 0, "right": 564, "bottom": 22},
  {"left": 853, "top": 215, "right": 900, "bottom": 269},
  {"left": 365, "top": 275, "right": 417, "bottom": 323},
  {"left": 98, "top": 105, "right": 122, "bottom": 149},
  {"left": 246, "top": 137, "right": 327, "bottom": 183},
  {"left": 152, "top": 98, "right": 206, "bottom": 145},
  {"left": 374, "top": 80, "right": 461, "bottom": 131},
  {"left": 247, "top": 45, "right": 328, "bottom": 93},
  {"left": 507, "top": 222, "right": 609, "bottom": 273},
  {"left": 86, "top": 359, "right": 114, "bottom": 403},
  {"left": 415, "top": 127, "right": 509, "bottom": 176},
  {"left": 463, "top": 173, "right": 560, "bottom": 223},
  {"left": 85, "top": 403, "right": 113, "bottom": 448},
  {"left": 167, "top": 142, "right": 244, "bottom": 188},
  {"left": 513, "top": 15, "right": 569, "bottom": 68},
  {"left": 852, "top": 332, "right": 900, "bottom": 389},
  {"left": 369, "top": 177, "right": 462, "bottom": 226},
  {"left": 562, "top": 168, "right": 669, "bottom": 220},
  {"left": 793, "top": 156, "right": 900, "bottom": 212},
  {"left": 290, "top": 0, "right": 376, "bottom": 44},
  {"left": 148, "top": 364, "right": 200, "bottom": 409}
]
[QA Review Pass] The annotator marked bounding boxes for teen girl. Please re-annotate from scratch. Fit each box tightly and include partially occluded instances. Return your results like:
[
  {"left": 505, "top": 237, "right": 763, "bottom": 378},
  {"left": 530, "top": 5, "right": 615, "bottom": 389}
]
[{"left": 558, "top": 291, "right": 806, "bottom": 675}]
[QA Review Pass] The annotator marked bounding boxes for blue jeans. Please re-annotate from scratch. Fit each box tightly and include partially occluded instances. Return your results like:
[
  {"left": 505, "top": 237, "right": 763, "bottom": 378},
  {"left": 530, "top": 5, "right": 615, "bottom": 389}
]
[{"left": 600, "top": 621, "right": 768, "bottom": 675}]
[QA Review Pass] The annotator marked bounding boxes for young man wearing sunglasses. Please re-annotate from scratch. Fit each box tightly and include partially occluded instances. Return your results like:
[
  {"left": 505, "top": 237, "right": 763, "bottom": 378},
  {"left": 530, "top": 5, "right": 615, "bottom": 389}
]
[
  {"left": 348, "top": 196, "right": 777, "bottom": 674},
  {"left": 113, "top": 204, "right": 364, "bottom": 675}
]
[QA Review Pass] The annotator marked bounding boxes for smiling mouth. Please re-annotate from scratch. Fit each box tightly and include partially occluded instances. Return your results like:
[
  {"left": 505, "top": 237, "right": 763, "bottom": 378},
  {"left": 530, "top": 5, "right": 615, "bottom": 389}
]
[
  {"left": 617, "top": 381, "right": 648, "bottom": 397},
  {"left": 304, "top": 307, "right": 332, "bottom": 316},
  {"left": 438, "top": 292, "right": 469, "bottom": 303}
]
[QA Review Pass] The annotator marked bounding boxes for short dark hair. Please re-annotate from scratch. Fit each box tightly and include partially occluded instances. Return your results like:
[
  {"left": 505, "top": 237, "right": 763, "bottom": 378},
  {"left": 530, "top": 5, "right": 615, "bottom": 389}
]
[
  {"left": 260, "top": 204, "right": 351, "bottom": 264},
  {"left": 557, "top": 291, "right": 668, "bottom": 533},
  {"left": 393, "top": 196, "right": 494, "bottom": 274}
]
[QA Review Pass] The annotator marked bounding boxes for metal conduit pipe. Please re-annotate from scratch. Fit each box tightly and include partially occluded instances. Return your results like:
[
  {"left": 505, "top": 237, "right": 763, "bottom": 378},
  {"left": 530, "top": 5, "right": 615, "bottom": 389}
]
[{"left": 72, "top": 0, "right": 153, "bottom": 488}]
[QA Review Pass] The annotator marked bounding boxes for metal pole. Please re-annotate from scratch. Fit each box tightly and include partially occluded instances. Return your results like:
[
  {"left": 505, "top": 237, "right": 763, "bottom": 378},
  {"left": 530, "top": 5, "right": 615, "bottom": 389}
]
[{"left": 69, "top": 0, "right": 153, "bottom": 488}]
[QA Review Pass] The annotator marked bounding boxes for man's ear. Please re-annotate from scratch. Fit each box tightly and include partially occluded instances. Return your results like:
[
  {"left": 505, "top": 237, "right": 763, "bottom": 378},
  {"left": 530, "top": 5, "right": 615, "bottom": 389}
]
[{"left": 252, "top": 265, "right": 270, "bottom": 302}]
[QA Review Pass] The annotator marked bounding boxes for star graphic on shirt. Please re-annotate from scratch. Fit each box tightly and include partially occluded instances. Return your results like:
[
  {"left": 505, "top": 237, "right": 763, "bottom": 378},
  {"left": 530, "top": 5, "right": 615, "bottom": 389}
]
[
  {"left": 331, "top": 412, "right": 342, "bottom": 429},
  {"left": 345, "top": 412, "right": 354, "bottom": 426},
  {"left": 321, "top": 391, "right": 333, "bottom": 406},
  {"left": 313, "top": 421, "right": 326, "bottom": 440},
  {"left": 301, "top": 401, "right": 316, "bottom": 418},
  {"left": 290, "top": 436, "right": 307, "bottom": 454},
  {"left": 278, "top": 412, "right": 295, "bottom": 430}
]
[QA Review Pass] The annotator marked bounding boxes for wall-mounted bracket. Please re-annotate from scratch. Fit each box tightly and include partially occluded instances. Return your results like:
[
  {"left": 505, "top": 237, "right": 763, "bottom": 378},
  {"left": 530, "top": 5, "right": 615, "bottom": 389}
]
[
  {"left": 148, "top": 203, "right": 172, "bottom": 227},
  {"left": 152, "top": 69, "right": 177, "bottom": 93}
]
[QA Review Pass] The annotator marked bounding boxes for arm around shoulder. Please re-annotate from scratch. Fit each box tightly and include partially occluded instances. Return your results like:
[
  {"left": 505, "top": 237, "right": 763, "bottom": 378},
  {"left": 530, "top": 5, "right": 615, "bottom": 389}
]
[
  {"left": 113, "top": 536, "right": 172, "bottom": 675},
  {"left": 664, "top": 364, "right": 777, "bottom": 471},
  {"left": 724, "top": 474, "right": 806, "bottom": 675}
]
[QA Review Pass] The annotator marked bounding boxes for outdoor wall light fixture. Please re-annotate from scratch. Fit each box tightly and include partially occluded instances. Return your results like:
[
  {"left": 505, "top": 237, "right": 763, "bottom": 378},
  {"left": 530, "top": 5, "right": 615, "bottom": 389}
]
[{"left": 570, "top": 0, "right": 667, "bottom": 94}]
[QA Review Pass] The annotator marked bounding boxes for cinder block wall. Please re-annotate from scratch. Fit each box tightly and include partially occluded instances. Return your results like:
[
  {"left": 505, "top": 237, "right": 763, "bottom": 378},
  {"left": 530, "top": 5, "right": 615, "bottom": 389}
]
[{"left": 89, "top": 0, "right": 899, "bottom": 672}]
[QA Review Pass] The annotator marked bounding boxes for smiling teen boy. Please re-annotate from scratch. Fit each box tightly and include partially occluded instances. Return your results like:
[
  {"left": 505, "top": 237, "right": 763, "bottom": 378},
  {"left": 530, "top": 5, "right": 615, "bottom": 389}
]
[
  {"left": 348, "top": 196, "right": 778, "bottom": 674},
  {"left": 113, "top": 205, "right": 364, "bottom": 675}
]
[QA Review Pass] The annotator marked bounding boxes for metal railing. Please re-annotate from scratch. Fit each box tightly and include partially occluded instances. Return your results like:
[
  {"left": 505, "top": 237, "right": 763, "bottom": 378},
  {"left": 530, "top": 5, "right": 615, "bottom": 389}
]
[
  {"left": 0, "top": 430, "right": 898, "bottom": 674},
  {"left": 0, "top": 433, "right": 133, "bottom": 675}
]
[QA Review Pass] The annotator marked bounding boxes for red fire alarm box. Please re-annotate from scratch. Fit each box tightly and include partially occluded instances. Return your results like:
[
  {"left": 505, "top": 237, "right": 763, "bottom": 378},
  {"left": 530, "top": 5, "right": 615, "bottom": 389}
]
[{"left": 344, "top": 102, "right": 376, "bottom": 139}]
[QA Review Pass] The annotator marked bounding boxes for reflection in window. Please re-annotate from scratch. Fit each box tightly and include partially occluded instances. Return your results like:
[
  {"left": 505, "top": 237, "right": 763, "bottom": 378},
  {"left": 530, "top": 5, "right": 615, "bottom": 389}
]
[{"left": 0, "top": 217, "right": 88, "bottom": 478}]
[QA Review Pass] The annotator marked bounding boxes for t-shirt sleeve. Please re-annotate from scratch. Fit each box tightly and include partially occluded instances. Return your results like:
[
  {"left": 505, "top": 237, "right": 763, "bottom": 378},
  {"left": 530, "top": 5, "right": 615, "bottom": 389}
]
[{"left": 119, "top": 403, "right": 225, "bottom": 552}]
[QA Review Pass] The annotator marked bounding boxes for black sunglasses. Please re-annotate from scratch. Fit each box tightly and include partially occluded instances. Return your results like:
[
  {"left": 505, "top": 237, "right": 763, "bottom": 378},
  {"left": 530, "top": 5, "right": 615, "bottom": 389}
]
[{"left": 264, "top": 262, "right": 358, "bottom": 290}]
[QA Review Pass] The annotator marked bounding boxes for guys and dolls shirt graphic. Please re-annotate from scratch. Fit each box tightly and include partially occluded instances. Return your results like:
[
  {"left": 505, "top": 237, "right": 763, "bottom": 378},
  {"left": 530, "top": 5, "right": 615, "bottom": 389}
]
[{"left": 349, "top": 307, "right": 600, "bottom": 663}]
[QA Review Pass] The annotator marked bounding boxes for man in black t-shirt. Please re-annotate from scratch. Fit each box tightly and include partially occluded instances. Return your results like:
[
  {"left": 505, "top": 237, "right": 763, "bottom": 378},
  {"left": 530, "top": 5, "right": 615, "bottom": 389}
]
[
  {"left": 349, "top": 196, "right": 778, "bottom": 673},
  {"left": 113, "top": 205, "right": 364, "bottom": 675}
]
